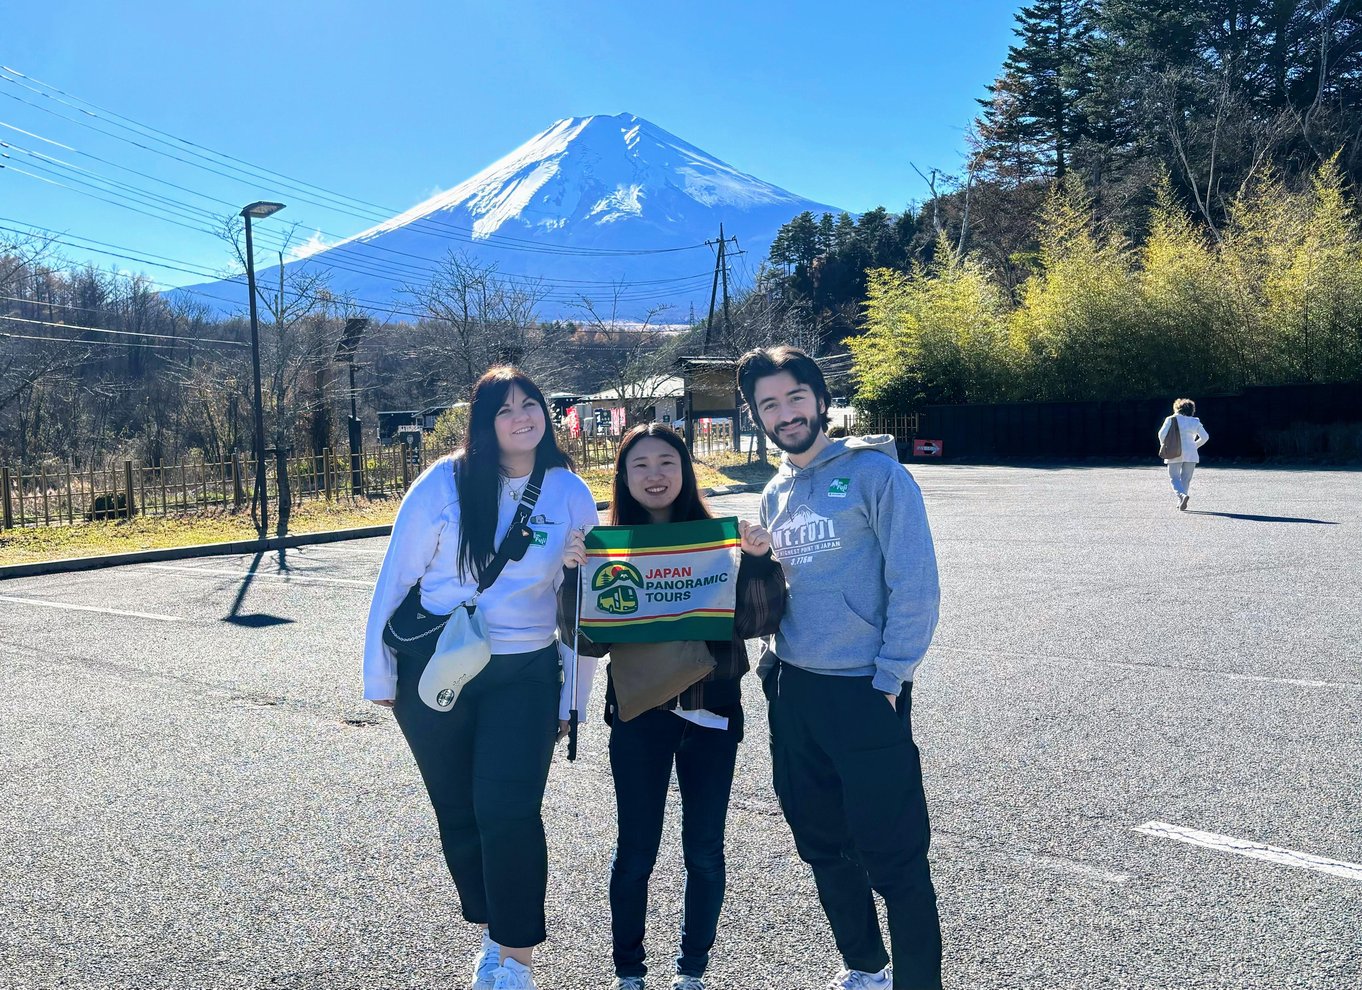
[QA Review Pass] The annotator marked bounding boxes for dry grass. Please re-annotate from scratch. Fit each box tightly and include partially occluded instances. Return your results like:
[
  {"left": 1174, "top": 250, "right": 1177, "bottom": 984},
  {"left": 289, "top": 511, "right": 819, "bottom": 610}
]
[
  {"left": 0, "top": 452, "right": 777, "bottom": 567},
  {"left": 0, "top": 499, "right": 398, "bottom": 567}
]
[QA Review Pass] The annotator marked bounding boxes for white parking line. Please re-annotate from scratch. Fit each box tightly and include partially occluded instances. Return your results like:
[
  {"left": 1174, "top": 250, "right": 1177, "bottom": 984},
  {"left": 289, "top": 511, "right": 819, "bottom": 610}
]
[
  {"left": 931, "top": 830, "right": 1132, "bottom": 884},
  {"left": 0, "top": 594, "right": 182, "bottom": 623},
  {"left": 140, "top": 563, "right": 372, "bottom": 587},
  {"left": 933, "top": 644, "right": 1361, "bottom": 691},
  {"left": 1134, "top": 821, "right": 1362, "bottom": 881},
  {"left": 1106, "top": 659, "right": 1358, "bottom": 691}
]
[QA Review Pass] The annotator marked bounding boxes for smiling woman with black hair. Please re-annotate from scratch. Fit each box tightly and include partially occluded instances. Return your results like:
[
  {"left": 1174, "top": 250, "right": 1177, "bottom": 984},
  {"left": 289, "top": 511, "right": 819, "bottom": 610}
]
[
  {"left": 564, "top": 423, "right": 785, "bottom": 990},
  {"left": 363, "top": 366, "right": 599, "bottom": 990}
]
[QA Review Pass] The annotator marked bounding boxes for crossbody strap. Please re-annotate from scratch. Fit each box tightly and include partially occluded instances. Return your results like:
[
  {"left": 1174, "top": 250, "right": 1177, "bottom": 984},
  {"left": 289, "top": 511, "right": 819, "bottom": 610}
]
[{"left": 474, "top": 461, "right": 547, "bottom": 596}]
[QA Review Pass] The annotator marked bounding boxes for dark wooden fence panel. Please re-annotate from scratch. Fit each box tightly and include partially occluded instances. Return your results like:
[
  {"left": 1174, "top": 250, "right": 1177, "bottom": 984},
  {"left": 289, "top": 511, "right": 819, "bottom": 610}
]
[{"left": 913, "top": 383, "right": 1362, "bottom": 461}]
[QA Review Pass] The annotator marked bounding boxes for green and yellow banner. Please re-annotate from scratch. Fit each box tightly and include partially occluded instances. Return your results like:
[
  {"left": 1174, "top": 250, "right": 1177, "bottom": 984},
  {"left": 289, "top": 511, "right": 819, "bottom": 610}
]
[{"left": 580, "top": 516, "right": 741, "bottom": 643}]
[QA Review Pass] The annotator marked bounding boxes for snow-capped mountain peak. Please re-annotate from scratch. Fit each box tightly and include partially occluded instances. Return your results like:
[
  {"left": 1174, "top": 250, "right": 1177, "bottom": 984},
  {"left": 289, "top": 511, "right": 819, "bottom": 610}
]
[
  {"left": 177, "top": 113, "right": 844, "bottom": 320},
  {"left": 355, "top": 113, "right": 806, "bottom": 244}
]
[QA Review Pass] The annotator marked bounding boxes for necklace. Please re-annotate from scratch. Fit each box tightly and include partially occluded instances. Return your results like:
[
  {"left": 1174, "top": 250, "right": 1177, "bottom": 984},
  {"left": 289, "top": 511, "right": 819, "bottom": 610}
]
[{"left": 503, "top": 475, "right": 531, "bottom": 501}]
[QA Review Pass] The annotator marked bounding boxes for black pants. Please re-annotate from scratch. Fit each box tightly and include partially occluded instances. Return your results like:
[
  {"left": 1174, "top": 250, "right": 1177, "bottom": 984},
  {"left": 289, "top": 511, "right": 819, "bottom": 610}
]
[
  {"left": 608, "top": 706, "right": 743, "bottom": 979},
  {"left": 765, "top": 661, "right": 942, "bottom": 990},
  {"left": 393, "top": 643, "right": 560, "bottom": 949}
]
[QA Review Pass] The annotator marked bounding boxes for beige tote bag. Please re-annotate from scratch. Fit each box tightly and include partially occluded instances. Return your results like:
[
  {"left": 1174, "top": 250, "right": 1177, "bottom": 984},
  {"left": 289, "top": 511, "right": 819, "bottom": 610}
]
[{"left": 608, "top": 640, "right": 716, "bottom": 721}]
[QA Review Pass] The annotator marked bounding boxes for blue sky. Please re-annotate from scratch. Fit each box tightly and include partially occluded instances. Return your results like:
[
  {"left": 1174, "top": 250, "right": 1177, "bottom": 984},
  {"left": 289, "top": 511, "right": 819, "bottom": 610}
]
[{"left": 2, "top": 0, "right": 1021, "bottom": 287}]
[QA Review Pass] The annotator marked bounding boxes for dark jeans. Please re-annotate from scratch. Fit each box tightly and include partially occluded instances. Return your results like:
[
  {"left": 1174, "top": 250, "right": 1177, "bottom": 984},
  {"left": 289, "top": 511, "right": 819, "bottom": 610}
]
[
  {"left": 609, "top": 705, "right": 743, "bottom": 979},
  {"left": 765, "top": 661, "right": 942, "bottom": 990},
  {"left": 393, "top": 643, "right": 560, "bottom": 949}
]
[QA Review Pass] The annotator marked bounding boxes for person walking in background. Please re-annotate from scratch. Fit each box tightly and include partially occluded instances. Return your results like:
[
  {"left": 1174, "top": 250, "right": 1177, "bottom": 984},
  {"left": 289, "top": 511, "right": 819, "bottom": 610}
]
[
  {"left": 565, "top": 423, "right": 785, "bottom": 990},
  {"left": 1158, "top": 398, "right": 1210, "bottom": 510},
  {"left": 363, "top": 366, "right": 599, "bottom": 990},
  {"left": 735, "top": 346, "right": 943, "bottom": 990}
]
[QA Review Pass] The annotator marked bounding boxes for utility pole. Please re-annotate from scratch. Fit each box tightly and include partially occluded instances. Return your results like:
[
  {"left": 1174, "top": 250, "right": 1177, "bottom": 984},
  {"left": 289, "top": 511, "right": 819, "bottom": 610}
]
[
  {"left": 704, "top": 231, "right": 724, "bottom": 355},
  {"left": 336, "top": 317, "right": 369, "bottom": 497},
  {"left": 703, "top": 225, "right": 743, "bottom": 354},
  {"left": 719, "top": 222, "right": 731, "bottom": 339},
  {"left": 241, "top": 201, "right": 285, "bottom": 541}
]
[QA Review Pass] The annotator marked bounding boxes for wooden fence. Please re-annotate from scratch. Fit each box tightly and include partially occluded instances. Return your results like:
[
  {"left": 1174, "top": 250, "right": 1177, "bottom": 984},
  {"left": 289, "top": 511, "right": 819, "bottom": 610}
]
[
  {"left": 0, "top": 423, "right": 744, "bottom": 530},
  {"left": 0, "top": 446, "right": 427, "bottom": 530},
  {"left": 848, "top": 412, "right": 921, "bottom": 442}
]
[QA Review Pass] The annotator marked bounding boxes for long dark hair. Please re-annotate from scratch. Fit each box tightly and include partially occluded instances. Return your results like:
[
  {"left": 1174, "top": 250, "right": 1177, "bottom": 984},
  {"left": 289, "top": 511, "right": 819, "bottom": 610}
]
[
  {"left": 609, "top": 424, "right": 711, "bottom": 526},
  {"left": 456, "top": 366, "right": 574, "bottom": 582}
]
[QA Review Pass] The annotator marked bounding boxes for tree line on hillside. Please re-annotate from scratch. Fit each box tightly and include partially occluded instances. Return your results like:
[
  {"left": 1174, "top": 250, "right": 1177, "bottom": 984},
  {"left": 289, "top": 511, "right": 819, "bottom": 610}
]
[{"left": 758, "top": 0, "right": 1362, "bottom": 409}]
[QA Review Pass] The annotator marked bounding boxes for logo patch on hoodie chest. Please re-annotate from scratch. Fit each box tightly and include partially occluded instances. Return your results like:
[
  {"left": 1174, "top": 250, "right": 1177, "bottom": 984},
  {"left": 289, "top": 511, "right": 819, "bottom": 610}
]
[
  {"left": 771, "top": 504, "right": 843, "bottom": 566},
  {"left": 827, "top": 478, "right": 850, "bottom": 498}
]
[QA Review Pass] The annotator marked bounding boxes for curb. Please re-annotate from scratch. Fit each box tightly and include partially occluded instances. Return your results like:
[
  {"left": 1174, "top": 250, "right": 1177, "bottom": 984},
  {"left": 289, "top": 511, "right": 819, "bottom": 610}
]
[{"left": 0, "top": 484, "right": 767, "bottom": 581}]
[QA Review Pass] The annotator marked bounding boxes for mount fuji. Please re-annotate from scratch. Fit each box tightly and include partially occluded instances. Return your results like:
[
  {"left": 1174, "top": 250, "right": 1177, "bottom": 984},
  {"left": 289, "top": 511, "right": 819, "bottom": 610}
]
[{"left": 176, "top": 113, "right": 845, "bottom": 322}]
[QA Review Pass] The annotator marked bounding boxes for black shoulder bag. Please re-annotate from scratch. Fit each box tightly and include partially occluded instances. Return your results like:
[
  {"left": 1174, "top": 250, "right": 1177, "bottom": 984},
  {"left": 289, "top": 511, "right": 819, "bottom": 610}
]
[{"left": 383, "top": 462, "right": 546, "bottom": 661}]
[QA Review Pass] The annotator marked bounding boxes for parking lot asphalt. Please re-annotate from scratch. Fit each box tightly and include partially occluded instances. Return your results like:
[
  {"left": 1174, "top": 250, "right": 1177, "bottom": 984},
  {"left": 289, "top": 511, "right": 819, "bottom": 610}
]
[{"left": 1, "top": 464, "right": 1358, "bottom": 989}]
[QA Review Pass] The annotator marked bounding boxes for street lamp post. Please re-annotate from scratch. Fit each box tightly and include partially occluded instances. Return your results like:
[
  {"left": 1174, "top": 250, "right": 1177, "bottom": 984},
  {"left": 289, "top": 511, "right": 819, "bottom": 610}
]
[
  {"left": 335, "top": 317, "right": 369, "bottom": 497},
  {"left": 241, "top": 201, "right": 285, "bottom": 540}
]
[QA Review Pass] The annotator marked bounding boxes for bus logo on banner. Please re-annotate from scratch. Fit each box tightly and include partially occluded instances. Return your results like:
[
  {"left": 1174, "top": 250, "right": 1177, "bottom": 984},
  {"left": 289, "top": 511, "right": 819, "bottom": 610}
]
[
  {"left": 591, "top": 561, "right": 644, "bottom": 614},
  {"left": 579, "top": 517, "right": 741, "bottom": 643},
  {"left": 913, "top": 438, "right": 944, "bottom": 457}
]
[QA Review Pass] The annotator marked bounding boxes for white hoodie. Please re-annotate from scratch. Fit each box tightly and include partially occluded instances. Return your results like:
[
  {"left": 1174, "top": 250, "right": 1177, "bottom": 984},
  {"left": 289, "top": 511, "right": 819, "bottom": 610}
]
[{"left": 362, "top": 456, "right": 599, "bottom": 718}]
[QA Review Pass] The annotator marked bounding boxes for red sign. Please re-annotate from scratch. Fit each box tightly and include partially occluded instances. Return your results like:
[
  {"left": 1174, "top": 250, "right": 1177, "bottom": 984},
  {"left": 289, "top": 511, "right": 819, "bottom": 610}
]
[{"left": 913, "top": 438, "right": 943, "bottom": 457}]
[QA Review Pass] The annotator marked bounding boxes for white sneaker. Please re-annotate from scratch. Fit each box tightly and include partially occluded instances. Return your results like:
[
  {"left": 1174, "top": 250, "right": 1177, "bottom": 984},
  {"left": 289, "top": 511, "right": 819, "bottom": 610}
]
[
  {"left": 614, "top": 979, "right": 646, "bottom": 990},
  {"left": 673, "top": 976, "right": 705, "bottom": 990},
  {"left": 829, "top": 967, "right": 892, "bottom": 990},
  {"left": 492, "top": 958, "right": 538, "bottom": 990},
  {"left": 471, "top": 932, "right": 500, "bottom": 990}
]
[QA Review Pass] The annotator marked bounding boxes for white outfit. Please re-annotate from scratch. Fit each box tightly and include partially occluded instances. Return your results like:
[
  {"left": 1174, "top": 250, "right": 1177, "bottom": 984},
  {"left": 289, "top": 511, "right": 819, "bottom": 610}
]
[
  {"left": 363, "top": 456, "right": 600, "bottom": 718},
  {"left": 1158, "top": 414, "right": 1209, "bottom": 498}
]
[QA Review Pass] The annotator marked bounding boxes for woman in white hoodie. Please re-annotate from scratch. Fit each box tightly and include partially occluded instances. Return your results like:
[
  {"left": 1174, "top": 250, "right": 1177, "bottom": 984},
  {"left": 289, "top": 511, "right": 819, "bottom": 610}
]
[
  {"left": 363, "top": 366, "right": 598, "bottom": 990},
  {"left": 1158, "top": 398, "right": 1210, "bottom": 510}
]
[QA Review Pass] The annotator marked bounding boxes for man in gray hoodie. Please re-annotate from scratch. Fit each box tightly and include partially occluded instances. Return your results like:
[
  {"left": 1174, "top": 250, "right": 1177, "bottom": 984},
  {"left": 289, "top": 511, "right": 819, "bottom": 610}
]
[{"left": 736, "top": 346, "right": 941, "bottom": 990}]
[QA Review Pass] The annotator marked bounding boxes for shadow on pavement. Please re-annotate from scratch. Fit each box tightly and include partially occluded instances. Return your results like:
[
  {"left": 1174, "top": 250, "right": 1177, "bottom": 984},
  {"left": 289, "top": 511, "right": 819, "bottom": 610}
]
[
  {"left": 1187, "top": 510, "right": 1337, "bottom": 524},
  {"left": 225, "top": 613, "right": 293, "bottom": 628},
  {"left": 222, "top": 550, "right": 296, "bottom": 626}
]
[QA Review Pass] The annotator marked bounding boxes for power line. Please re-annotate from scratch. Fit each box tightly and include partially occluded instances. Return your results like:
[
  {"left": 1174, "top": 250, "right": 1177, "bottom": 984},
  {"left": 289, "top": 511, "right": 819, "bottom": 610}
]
[
  {"left": 0, "top": 311, "right": 248, "bottom": 346},
  {"left": 0, "top": 215, "right": 716, "bottom": 319},
  {"left": 0, "top": 146, "right": 722, "bottom": 304},
  {"left": 0, "top": 74, "right": 735, "bottom": 313},
  {"left": 0, "top": 217, "right": 230, "bottom": 280},
  {"left": 0, "top": 157, "right": 227, "bottom": 241},
  {"left": 1, "top": 328, "right": 189, "bottom": 351},
  {"left": 0, "top": 66, "right": 711, "bottom": 259},
  {"left": 0, "top": 292, "right": 162, "bottom": 317},
  {"left": 1, "top": 131, "right": 723, "bottom": 297}
]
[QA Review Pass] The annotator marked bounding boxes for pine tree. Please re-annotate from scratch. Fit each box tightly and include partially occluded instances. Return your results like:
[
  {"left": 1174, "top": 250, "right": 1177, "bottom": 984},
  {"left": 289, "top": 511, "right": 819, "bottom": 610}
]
[
  {"left": 982, "top": 0, "right": 1099, "bottom": 181},
  {"left": 975, "top": 71, "right": 1044, "bottom": 185}
]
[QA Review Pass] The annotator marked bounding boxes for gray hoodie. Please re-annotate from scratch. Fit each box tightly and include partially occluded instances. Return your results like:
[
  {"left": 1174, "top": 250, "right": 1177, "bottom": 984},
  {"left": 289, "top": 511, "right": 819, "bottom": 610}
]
[{"left": 758, "top": 434, "right": 939, "bottom": 693}]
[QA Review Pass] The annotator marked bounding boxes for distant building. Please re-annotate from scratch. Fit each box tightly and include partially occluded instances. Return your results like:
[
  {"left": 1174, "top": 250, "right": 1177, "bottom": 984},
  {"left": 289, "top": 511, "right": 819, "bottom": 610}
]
[
  {"left": 566, "top": 375, "right": 687, "bottom": 436},
  {"left": 377, "top": 404, "right": 463, "bottom": 443}
]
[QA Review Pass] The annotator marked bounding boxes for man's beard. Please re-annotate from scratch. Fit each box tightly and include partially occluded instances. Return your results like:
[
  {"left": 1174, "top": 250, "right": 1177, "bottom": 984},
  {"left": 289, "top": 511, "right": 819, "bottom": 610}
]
[{"left": 767, "top": 417, "right": 819, "bottom": 455}]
